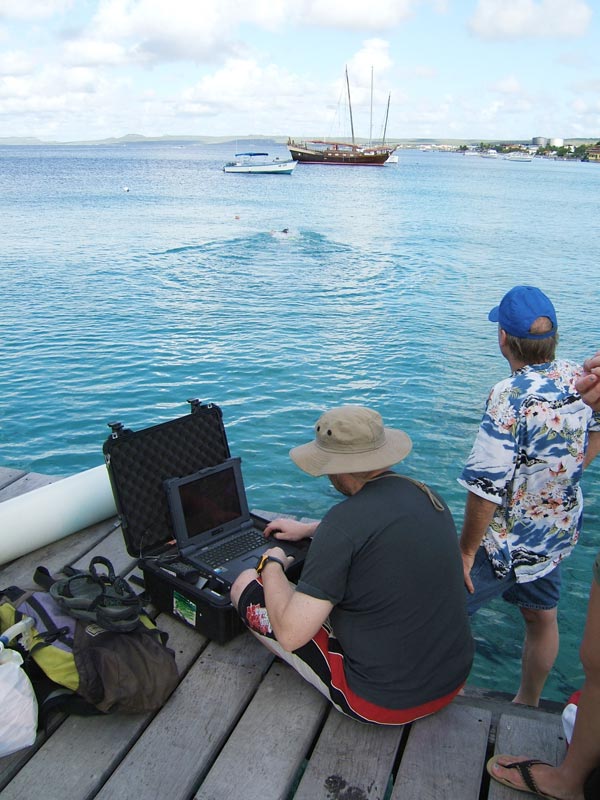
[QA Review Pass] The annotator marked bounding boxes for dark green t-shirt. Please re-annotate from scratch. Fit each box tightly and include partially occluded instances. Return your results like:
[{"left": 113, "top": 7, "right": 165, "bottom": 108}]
[{"left": 296, "top": 473, "right": 474, "bottom": 709}]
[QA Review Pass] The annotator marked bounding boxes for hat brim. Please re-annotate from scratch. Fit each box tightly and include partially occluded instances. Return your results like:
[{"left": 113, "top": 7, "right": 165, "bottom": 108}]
[
  {"left": 289, "top": 427, "right": 413, "bottom": 477},
  {"left": 488, "top": 306, "right": 500, "bottom": 322}
]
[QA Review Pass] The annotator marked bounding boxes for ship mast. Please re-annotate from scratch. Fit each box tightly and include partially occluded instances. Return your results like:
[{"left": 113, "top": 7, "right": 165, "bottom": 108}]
[
  {"left": 369, "top": 67, "right": 373, "bottom": 145},
  {"left": 345, "top": 66, "right": 355, "bottom": 145},
  {"left": 382, "top": 92, "right": 391, "bottom": 145}
]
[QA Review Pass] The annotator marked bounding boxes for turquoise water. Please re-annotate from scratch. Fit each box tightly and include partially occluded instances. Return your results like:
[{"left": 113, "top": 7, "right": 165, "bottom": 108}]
[{"left": 1, "top": 141, "right": 599, "bottom": 701}]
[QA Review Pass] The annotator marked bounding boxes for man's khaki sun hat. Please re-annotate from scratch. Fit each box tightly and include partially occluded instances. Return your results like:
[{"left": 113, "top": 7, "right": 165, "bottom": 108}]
[{"left": 290, "top": 405, "right": 412, "bottom": 477}]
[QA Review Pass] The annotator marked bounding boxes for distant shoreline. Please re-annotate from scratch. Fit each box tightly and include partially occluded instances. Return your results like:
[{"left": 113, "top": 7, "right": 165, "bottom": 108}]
[{"left": 0, "top": 133, "right": 596, "bottom": 148}]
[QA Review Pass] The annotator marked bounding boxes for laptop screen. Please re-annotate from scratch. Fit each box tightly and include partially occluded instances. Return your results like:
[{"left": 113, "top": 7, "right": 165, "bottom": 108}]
[{"left": 164, "top": 458, "right": 251, "bottom": 550}]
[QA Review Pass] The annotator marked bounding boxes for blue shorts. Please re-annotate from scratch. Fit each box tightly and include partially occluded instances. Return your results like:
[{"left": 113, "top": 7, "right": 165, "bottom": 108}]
[{"left": 466, "top": 547, "right": 561, "bottom": 615}]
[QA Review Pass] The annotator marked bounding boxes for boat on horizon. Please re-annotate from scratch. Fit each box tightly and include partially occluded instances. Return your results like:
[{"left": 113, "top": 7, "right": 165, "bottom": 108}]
[
  {"left": 223, "top": 153, "right": 297, "bottom": 174},
  {"left": 287, "top": 68, "right": 395, "bottom": 166},
  {"left": 503, "top": 152, "right": 533, "bottom": 162}
]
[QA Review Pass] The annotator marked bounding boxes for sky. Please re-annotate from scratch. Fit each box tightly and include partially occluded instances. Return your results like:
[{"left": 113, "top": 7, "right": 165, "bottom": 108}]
[{"left": 0, "top": 0, "right": 598, "bottom": 143}]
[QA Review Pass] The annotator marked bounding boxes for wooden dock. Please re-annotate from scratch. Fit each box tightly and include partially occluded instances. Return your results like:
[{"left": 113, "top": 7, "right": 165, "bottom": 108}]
[{"left": 0, "top": 467, "right": 568, "bottom": 800}]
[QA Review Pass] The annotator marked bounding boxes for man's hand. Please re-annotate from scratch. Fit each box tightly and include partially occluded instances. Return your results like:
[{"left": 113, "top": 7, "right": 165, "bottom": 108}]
[
  {"left": 576, "top": 352, "right": 600, "bottom": 413},
  {"left": 259, "top": 545, "right": 295, "bottom": 570},
  {"left": 460, "top": 491, "right": 497, "bottom": 594},
  {"left": 461, "top": 550, "right": 476, "bottom": 594},
  {"left": 264, "top": 518, "right": 318, "bottom": 541}
]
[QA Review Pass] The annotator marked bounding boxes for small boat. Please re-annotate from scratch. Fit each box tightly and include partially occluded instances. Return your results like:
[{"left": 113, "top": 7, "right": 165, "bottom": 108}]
[
  {"left": 503, "top": 152, "right": 533, "bottom": 162},
  {"left": 480, "top": 149, "right": 499, "bottom": 159},
  {"left": 287, "top": 68, "right": 395, "bottom": 166},
  {"left": 223, "top": 153, "right": 297, "bottom": 174},
  {"left": 385, "top": 152, "right": 399, "bottom": 164}
]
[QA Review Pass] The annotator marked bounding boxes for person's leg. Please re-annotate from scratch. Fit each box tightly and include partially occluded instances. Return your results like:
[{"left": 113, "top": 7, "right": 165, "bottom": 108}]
[
  {"left": 489, "top": 579, "right": 600, "bottom": 800},
  {"left": 513, "top": 605, "right": 559, "bottom": 706},
  {"left": 503, "top": 567, "right": 562, "bottom": 707},
  {"left": 230, "top": 568, "right": 256, "bottom": 609},
  {"left": 231, "top": 571, "right": 462, "bottom": 725},
  {"left": 554, "top": 578, "right": 600, "bottom": 794}
]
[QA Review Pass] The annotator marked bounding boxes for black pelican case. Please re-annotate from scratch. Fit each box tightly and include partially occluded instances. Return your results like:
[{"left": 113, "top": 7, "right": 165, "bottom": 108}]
[{"left": 102, "top": 400, "right": 248, "bottom": 643}]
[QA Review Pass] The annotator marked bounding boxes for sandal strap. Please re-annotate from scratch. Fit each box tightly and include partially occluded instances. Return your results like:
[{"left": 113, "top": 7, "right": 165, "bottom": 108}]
[{"left": 504, "top": 759, "right": 551, "bottom": 794}]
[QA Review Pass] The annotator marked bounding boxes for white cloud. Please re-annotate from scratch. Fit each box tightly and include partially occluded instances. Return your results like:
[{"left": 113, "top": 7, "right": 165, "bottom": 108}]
[
  {"left": 300, "top": 0, "right": 418, "bottom": 30},
  {"left": 348, "top": 39, "right": 393, "bottom": 87},
  {"left": 572, "top": 96, "right": 600, "bottom": 114},
  {"left": 0, "top": 50, "right": 35, "bottom": 76},
  {"left": 179, "top": 57, "right": 318, "bottom": 135},
  {"left": 63, "top": 38, "right": 131, "bottom": 68},
  {"left": 0, "top": 0, "right": 74, "bottom": 21},
  {"left": 469, "top": 0, "right": 592, "bottom": 40},
  {"left": 492, "top": 75, "right": 523, "bottom": 94},
  {"left": 87, "top": 0, "right": 243, "bottom": 64}
]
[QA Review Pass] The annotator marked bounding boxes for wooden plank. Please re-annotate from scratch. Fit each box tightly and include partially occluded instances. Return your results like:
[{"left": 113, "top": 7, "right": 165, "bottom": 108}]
[
  {"left": 0, "top": 468, "right": 26, "bottom": 491},
  {"left": 93, "top": 633, "right": 273, "bottom": 800},
  {"left": 294, "top": 708, "right": 403, "bottom": 800},
  {"left": 0, "top": 615, "right": 207, "bottom": 800},
  {"left": 68, "top": 523, "right": 137, "bottom": 577},
  {"left": 196, "top": 662, "right": 328, "bottom": 800},
  {"left": 0, "top": 471, "right": 59, "bottom": 501},
  {"left": 0, "top": 517, "right": 119, "bottom": 589},
  {"left": 391, "top": 703, "right": 493, "bottom": 800},
  {"left": 0, "top": 718, "right": 65, "bottom": 793},
  {"left": 487, "top": 712, "right": 567, "bottom": 800}
]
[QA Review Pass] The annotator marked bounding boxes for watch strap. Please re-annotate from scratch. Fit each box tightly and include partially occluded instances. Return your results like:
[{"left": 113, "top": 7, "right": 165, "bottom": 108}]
[{"left": 256, "top": 555, "right": 286, "bottom": 575}]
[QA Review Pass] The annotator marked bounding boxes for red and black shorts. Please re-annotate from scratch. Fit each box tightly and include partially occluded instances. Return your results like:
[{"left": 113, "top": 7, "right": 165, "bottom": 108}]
[{"left": 237, "top": 578, "right": 464, "bottom": 726}]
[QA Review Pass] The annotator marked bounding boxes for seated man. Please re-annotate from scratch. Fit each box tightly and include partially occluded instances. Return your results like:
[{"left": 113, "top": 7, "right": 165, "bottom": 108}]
[{"left": 231, "top": 405, "right": 474, "bottom": 725}]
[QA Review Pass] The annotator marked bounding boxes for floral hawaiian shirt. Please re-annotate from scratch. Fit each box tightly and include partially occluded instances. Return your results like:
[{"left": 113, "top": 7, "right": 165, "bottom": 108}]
[{"left": 458, "top": 360, "right": 600, "bottom": 583}]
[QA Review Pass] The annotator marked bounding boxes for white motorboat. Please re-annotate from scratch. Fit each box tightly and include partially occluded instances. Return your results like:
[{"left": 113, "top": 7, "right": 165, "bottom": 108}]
[
  {"left": 503, "top": 152, "right": 533, "bottom": 162},
  {"left": 223, "top": 153, "right": 297, "bottom": 174}
]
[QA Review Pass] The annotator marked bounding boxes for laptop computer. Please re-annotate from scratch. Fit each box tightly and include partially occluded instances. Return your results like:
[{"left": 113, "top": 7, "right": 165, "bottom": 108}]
[{"left": 163, "top": 457, "right": 309, "bottom": 589}]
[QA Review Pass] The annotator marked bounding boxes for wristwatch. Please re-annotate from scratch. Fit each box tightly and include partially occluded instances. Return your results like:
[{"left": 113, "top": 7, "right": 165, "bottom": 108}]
[{"left": 256, "top": 554, "right": 286, "bottom": 576}]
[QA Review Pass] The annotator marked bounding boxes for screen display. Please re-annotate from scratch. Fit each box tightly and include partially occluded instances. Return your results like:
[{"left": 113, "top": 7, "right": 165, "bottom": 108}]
[{"left": 178, "top": 466, "right": 243, "bottom": 538}]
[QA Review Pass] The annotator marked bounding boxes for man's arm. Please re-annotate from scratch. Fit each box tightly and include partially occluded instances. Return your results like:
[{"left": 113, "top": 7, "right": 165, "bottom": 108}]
[
  {"left": 460, "top": 491, "right": 497, "bottom": 593},
  {"left": 259, "top": 547, "right": 333, "bottom": 652}
]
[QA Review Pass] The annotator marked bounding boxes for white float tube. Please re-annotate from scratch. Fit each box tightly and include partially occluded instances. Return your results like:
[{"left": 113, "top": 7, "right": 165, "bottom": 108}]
[{"left": 0, "top": 465, "right": 117, "bottom": 566}]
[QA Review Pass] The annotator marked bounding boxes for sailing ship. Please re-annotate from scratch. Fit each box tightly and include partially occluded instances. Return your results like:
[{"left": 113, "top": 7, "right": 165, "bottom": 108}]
[{"left": 287, "top": 68, "right": 394, "bottom": 166}]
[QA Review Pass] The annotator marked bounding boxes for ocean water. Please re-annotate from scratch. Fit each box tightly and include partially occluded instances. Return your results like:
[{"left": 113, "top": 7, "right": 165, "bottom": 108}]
[{"left": 1, "top": 141, "right": 599, "bottom": 702}]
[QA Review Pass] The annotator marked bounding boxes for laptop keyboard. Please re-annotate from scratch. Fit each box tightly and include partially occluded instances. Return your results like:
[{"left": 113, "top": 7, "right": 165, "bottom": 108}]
[{"left": 200, "top": 529, "right": 265, "bottom": 568}]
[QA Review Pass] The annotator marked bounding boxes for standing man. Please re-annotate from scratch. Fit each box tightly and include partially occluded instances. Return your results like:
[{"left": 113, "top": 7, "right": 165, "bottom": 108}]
[
  {"left": 231, "top": 405, "right": 474, "bottom": 725},
  {"left": 487, "top": 352, "right": 600, "bottom": 800},
  {"left": 459, "top": 286, "right": 600, "bottom": 707}
]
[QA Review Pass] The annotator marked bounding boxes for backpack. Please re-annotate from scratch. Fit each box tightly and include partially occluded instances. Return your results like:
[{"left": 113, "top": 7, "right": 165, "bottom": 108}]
[{"left": 0, "top": 557, "right": 179, "bottom": 717}]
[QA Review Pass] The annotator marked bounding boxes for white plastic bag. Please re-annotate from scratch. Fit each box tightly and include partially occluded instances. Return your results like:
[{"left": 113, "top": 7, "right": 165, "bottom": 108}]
[
  {"left": 0, "top": 647, "right": 38, "bottom": 757},
  {"left": 562, "top": 700, "right": 578, "bottom": 744}
]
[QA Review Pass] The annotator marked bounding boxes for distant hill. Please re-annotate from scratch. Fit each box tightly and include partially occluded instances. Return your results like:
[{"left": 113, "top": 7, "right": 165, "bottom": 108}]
[
  {"left": 0, "top": 133, "right": 597, "bottom": 147},
  {"left": 0, "top": 134, "right": 288, "bottom": 146}
]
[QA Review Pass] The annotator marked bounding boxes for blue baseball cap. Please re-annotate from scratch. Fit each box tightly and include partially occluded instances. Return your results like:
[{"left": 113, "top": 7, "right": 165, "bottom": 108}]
[{"left": 488, "top": 285, "right": 558, "bottom": 340}]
